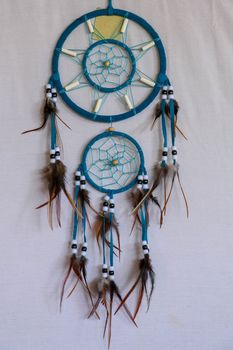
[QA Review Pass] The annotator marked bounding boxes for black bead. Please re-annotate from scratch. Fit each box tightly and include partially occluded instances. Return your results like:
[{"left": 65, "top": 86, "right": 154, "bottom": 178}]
[
  {"left": 103, "top": 201, "right": 108, "bottom": 207},
  {"left": 109, "top": 203, "right": 115, "bottom": 209},
  {"left": 143, "top": 245, "right": 148, "bottom": 250},
  {"left": 172, "top": 150, "right": 178, "bottom": 155},
  {"left": 162, "top": 90, "right": 168, "bottom": 94},
  {"left": 52, "top": 93, "right": 57, "bottom": 97},
  {"left": 46, "top": 88, "right": 51, "bottom": 93},
  {"left": 168, "top": 90, "right": 174, "bottom": 95},
  {"left": 75, "top": 175, "right": 81, "bottom": 181},
  {"left": 80, "top": 180, "right": 86, "bottom": 185},
  {"left": 109, "top": 271, "right": 114, "bottom": 276},
  {"left": 102, "top": 268, "right": 108, "bottom": 273},
  {"left": 162, "top": 151, "right": 168, "bottom": 156},
  {"left": 143, "top": 179, "right": 148, "bottom": 184},
  {"left": 55, "top": 151, "right": 60, "bottom": 156},
  {"left": 71, "top": 244, "right": 77, "bottom": 249},
  {"left": 50, "top": 154, "right": 55, "bottom": 159},
  {"left": 137, "top": 180, "right": 143, "bottom": 184},
  {"left": 81, "top": 246, "right": 87, "bottom": 252}
]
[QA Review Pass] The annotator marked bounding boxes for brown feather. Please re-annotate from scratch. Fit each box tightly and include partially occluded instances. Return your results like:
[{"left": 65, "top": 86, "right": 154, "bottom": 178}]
[
  {"left": 61, "top": 255, "right": 99, "bottom": 318},
  {"left": 162, "top": 165, "right": 189, "bottom": 218},
  {"left": 130, "top": 190, "right": 143, "bottom": 233},
  {"left": 131, "top": 164, "right": 166, "bottom": 216},
  {"left": 37, "top": 161, "right": 82, "bottom": 227},
  {"left": 165, "top": 100, "right": 188, "bottom": 140},
  {"left": 22, "top": 98, "right": 57, "bottom": 134},
  {"left": 108, "top": 280, "right": 137, "bottom": 348},
  {"left": 115, "top": 254, "right": 155, "bottom": 320},
  {"left": 88, "top": 278, "right": 109, "bottom": 319},
  {"left": 94, "top": 213, "right": 121, "bottom": 258},
  {"left": 133, "top": 284, "right": 144, "bottom": 320},
  {"left": 151, "top": 101, "right": 162, "bottom": 130},
  {"left": 60, "top": 255, "right": 75, "bottom": 311}
]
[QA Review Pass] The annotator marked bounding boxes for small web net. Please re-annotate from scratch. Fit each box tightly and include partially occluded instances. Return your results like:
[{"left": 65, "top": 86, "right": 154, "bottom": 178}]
[
  {"left": 86, "top": 43, "right": 132, "bottom": 89},
  {"left": 84, "top": 135, "right": 141, "bottom": 191}
]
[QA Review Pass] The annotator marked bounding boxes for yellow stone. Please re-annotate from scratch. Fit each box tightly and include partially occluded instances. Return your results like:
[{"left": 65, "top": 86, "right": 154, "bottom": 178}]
[
  {"left": 108, "top": 127, "right": 115, "bottom": 132},
  {"left": 112, "top": 159, "right": 119, "bottom": 166},
  {"left": 104, "top": 60, "right": 110, "bottom": 67}
]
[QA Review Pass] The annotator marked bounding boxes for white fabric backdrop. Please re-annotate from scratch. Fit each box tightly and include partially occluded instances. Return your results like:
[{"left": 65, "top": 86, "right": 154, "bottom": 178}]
[{"left": 0, "top": 0, "right": 233, "bottom": 349}]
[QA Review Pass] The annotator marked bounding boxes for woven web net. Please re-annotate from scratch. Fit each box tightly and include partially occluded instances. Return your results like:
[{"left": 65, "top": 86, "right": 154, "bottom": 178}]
[
  {"left": 84, "top": 135, "right": 141, "bottom": 191},
  {"left": 86, "top": 43, "right": 132, "bottom": 89}
]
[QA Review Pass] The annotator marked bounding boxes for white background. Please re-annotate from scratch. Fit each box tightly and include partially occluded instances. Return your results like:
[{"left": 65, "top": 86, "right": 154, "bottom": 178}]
[{"left": 0, "top": 0, "right": 233, "bottom": 349}]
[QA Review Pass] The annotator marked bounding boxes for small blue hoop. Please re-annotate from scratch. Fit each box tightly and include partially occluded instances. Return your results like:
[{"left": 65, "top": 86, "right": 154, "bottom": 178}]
[
  {"left": 82, "top": 39, "right": 136, "bottom": 93},
  {"left": 81, "top": 130, "right": 145, "bottom": 195}
]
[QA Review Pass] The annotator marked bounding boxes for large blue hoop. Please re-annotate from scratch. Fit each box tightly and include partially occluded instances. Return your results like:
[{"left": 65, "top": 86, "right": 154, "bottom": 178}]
[
  {"left": 82, "top": 39, "right": 136, "bottom": 93},
  {"left": 52, "top": 8, "right": 167, "bottom": 123},
  {"left": 81, "top": 130, "right": 145, "bottom": 195}
]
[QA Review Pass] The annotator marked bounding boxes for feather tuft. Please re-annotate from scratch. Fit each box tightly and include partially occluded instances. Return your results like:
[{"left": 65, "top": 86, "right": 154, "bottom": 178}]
[{"left": 115, "top": 254, "right": 155, "bottom": 320}]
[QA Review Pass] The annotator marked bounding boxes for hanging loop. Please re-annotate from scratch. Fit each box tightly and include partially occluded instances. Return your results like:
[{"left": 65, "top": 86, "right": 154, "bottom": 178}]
[{"left": 108, "top": 0, "right": 114, "bottom": 14}]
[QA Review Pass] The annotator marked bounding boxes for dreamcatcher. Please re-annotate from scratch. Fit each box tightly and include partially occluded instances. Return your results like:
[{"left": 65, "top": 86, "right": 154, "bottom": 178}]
[{"left": 24, "top": 0, "right": 188, "bottom": 347}]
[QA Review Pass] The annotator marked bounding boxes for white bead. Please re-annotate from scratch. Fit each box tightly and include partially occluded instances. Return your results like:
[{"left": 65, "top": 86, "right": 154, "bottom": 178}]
[
  {"left": 172, "top": 146, "right": 177, "bottom": 151},
  {"left": 103, "top": 264, "right": 108, "bottom": 269},
  {"left": 93, "top": 98, "right": 103, "bottom": 113},
  {"left": 50, "top": 149, "right": 55, "bottom": 154},
  {"left": 65, "top": 81, "right": 80, "bottom": 91},
  {"left": 143, "top": 184, "right": 149, "bottom": 190},
  {"left": 75, "top": 181, "right": 80, "bottom": 186},
  {"left": 83, "top": 242, "right": 87, "bottom": 248},
  {"left": 51, "top": 88, "right": 57, "bottom": 93},
  {"left": 52, "top": 97, "right": 57, "bottom": 103},
  {"left": 120, "top": 18, "right": 128, "bottom": 33},
  {"left": 142, "top": 240, "right": 148, "bottom": 245},
  {"left": 137, "top": 184, "right": 143, "bottom": 190},
  {"left": 104, "top": 195, "right": 110, "bottom": 201},
  {"left": 76, "top": 171, "right": 81, "bottom": 176},
  {"left": 81, "top": 175, "right": 86, "bottom": 180},
  {"left": 163, "top": 147, "right": 168, "bottom": 151},
  {"left": 162, "top": 86, "right": 168, "bottom": 99},
  {"left": 87, "top": 19, "right": 94, "bottom": 33},
  {"left": 124, "top": 94, "right": 133, "bottom": 110},
  {"left": 169, "top": 94, "right": 174, "bottom": 100},
  {"left": 109, "top": 208, "right": 115, "bottom": 213},
  {"left": 138, "top": 175, "right": 143, "bottom": 180},
  {"left": 143, "top": 249, "right": 149, "bottom": 255},
  {"left": 46, "top": 92, "right": 52, "bottom": 98},
  {"left": 143, "top": 174, "right": 148, "bottom": 180},
  {"left": 141, "top": 41, "right": 155, "bottom": 51},
  {"left": 139, "top": 77, "right": 155, "bottom": 87},
  {"left": 103, "top": 206, "right": 108, "bottom": 212},
  {"left": 71, "top": 240, "right": 78, "bottom": 254},
  {"left": 81, "top": 251, "right": 87, "bottom": 257},
  {"left": 46, "top": 84, "right": 52, "bottom": 89},
  {"left": 109, "top": 266, "right": 114, "bottom": 271},
  {"left": 162, "top": 156, "right": 168, "bottom": 161},
  {"left": 109, "top": 275, "right": 115, "bottom": 281},
  {"left": 61, "top": 48, "right": 77, "bottom": 57},
  {"left": 81, "top": 184, "right": 86, "bottom": 190}
]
